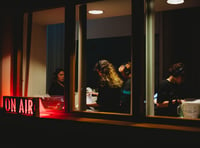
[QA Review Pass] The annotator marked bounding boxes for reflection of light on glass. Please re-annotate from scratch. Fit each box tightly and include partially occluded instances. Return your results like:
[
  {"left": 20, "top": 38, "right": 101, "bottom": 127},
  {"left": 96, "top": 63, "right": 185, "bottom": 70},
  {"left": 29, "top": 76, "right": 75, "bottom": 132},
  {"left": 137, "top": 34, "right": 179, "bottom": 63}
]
[
  {"left": 167, "top": 0, "right": 184, "bottom": 5},
  {"left": 88, "top": 10, "right": 103, "bottom": 15},
  {"left": 1, "top": 55, "right": 12, "bottom": 107},
  {"left": 39, "top": 97, "right": 66, "bottom": 118}
]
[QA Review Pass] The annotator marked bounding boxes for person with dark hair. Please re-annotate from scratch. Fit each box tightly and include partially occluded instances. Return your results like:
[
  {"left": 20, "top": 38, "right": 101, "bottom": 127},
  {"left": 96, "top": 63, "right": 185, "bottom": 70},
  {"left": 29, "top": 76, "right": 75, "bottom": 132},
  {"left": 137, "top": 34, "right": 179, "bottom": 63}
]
[
  {"left": 156, "top": 62, "right": 185, "bottom": 116},
  {"left": 48, "top": 68, "right": 64, "bottom": 96},
  {"left": 118, "top": 61, "right": 131, "bottom": 113},
  {"left": 87, "top": 59, "right": 123, "bottom": 112}
]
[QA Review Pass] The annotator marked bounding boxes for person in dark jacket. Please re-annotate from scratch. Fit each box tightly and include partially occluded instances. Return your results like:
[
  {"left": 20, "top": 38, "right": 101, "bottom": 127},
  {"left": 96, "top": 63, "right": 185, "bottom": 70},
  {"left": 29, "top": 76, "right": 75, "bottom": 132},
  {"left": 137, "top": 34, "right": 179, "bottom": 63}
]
[{"left": 156, "top": 62, "right": 185, "bottom": 116}]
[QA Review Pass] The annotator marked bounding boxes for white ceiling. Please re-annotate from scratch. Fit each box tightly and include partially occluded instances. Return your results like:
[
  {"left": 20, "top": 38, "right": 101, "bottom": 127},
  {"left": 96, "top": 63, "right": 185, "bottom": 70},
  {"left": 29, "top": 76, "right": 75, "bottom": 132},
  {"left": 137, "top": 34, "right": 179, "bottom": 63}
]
[{"left": 32, "top": 0, "right": 200, "bottom": 25}]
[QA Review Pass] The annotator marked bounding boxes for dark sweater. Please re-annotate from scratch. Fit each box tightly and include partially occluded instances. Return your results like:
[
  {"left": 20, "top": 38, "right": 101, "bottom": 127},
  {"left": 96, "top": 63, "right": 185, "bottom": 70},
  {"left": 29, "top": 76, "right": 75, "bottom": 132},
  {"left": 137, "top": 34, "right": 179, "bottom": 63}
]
[
  {"left": 156, "top": 80, "right": 183, "bottom": 116},
  {"left": 48, "top": 81, "right": 64, "bottom": 96},
  {"left": 96, "top": 85, "right": 121, "bottom": 112}
]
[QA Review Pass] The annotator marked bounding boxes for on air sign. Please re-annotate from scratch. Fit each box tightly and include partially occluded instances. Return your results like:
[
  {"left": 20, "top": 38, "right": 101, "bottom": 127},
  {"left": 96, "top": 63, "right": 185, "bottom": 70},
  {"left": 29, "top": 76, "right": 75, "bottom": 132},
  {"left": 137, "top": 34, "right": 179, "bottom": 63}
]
[{"left": 3, "top": 96, "right": 39, "bottom": 117}]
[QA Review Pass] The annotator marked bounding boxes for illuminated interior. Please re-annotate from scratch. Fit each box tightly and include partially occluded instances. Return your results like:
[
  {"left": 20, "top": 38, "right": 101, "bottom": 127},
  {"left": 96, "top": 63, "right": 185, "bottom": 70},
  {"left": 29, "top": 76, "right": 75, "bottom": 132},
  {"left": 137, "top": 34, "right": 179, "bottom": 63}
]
[{"left": 1, "top": 0, "right": 200, "bottom": 119}]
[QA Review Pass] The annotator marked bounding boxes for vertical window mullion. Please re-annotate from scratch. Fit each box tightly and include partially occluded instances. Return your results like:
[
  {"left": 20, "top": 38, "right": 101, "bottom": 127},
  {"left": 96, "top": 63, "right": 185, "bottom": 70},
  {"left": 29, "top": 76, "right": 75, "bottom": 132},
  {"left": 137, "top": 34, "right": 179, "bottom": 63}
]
[
  {"left": 132, "top": 0, "right": 145, "bottom": 118},
  {"left": 145, "top": 0, "right": 155, "bottom": 116},
  {"left": 64, "top": 3, "right": 76, "bottom": 113},
  {"left": 78, "top": 4, "right": 87, "bottom": 111}
]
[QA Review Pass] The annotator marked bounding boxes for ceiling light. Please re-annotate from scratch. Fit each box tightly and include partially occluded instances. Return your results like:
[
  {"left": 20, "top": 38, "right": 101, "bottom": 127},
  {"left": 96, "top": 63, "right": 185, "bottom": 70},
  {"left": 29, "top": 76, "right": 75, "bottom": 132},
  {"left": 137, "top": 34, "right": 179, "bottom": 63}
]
[
  {"left": 167, "top": 0, "right": 184, "bottom": 5},
  {"left": 88, "top": 10, "right": 103, "bottom": 15}
]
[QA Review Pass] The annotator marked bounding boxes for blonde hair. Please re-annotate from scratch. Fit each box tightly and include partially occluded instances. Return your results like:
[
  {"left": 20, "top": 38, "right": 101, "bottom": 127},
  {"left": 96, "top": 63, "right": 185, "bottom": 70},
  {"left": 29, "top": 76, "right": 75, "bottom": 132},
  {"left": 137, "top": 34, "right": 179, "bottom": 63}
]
[{"left": 94, "top": 59, "right": 123, "bottom": 88}]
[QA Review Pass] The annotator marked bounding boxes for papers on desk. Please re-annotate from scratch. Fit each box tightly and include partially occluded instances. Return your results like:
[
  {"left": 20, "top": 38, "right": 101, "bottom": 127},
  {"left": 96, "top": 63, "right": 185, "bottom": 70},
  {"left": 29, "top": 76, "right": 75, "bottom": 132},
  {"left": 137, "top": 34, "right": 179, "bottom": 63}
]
[{"left": 179, "top": 99, "right": 200, "bottom": 119}]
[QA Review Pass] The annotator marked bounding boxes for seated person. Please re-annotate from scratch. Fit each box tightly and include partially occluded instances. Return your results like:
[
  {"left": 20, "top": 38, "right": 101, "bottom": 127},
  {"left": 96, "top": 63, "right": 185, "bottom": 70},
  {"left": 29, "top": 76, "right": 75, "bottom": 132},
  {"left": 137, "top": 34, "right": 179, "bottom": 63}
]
[
  {"left": 48, "top": 68, "right": 64, "bottom": 96},
  {"left": 156, "top": 62, "right": 185, "bottom": 117},
  {"left": 87, "top": 59, "right": 123, "bottom": 113}
]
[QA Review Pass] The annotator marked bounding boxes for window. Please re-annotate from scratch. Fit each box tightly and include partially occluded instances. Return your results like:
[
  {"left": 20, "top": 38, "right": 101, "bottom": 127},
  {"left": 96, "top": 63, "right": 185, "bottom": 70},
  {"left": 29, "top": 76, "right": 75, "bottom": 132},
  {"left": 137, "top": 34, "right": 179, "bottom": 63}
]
[
  {"left": 22, "top": 7, "right": 65, "bottom": 117},
  {"left": 74, "top": 0, "right": 133, "bottom": 115},
  {"left": 146, "top": 0, "right": 200, "bottom": 120}
]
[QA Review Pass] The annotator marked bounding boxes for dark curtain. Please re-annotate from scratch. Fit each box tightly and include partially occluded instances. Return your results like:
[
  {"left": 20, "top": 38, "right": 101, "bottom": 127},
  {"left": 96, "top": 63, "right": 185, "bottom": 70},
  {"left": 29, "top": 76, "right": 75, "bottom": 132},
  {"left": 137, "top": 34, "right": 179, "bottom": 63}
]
[
  {"left": 46, "top": 23, "right": 65, "bottom": 92},
  {"left": 162, "top": 7, "right": 200, "bottom": 98}
]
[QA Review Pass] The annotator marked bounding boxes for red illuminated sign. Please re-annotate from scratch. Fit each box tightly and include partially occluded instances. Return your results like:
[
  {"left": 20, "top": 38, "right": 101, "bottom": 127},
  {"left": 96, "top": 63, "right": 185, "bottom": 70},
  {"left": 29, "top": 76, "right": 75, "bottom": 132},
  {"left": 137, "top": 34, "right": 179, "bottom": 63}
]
[{"left": 3, "top": 96, "right": 39, "bottom": 117}]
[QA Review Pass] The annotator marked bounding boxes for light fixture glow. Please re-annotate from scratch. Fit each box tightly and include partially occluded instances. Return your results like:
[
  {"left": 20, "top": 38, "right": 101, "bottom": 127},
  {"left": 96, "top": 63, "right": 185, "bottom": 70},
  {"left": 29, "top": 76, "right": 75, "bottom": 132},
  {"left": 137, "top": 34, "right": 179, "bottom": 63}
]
[
  {"left": 88, "top": 10, "right": 103, "bottom": 15},
  {"left": 167, "top": 0, "right": 184, "bottom": 5}
]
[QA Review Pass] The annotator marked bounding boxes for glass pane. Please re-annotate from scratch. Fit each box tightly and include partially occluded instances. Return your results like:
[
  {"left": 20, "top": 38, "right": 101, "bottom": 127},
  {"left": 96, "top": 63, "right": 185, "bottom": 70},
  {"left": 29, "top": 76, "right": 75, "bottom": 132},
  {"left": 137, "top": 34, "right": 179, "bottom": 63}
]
[
  {"left": 22, "top": 7, "right": 65, "bottom": 117},
  {"left": 74, "top": 0, "right": 132, "bottom": 114},
  {"left": 150, "top": 0, "right": 200, "bottom": 119}
]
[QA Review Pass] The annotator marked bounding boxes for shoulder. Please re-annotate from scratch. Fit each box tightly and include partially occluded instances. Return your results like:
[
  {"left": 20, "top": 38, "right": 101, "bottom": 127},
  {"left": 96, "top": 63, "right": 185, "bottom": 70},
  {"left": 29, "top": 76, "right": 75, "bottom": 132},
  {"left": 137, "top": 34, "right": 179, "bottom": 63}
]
[
  {"left": 158, "top": 79, "right": 171, "bottom": 90},
  {"left": 99, "top": 85, "right": 121, "bottom": 92},
  {"left": 160, "top": 79, "right": 168, "bottom": 84},
  {"left": 160, "top": 80, "right": 169, "bottom": 86},
  {"left": 49, "top": 82, "right": 59, "bottom": 89}
]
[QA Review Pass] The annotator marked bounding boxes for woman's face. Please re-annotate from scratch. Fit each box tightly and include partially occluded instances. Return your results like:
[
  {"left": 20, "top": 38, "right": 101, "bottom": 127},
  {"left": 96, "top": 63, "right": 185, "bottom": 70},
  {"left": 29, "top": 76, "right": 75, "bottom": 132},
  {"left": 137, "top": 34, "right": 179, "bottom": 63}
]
[{"left": 57, "top": 71, "right": 64, "bottom": 82}]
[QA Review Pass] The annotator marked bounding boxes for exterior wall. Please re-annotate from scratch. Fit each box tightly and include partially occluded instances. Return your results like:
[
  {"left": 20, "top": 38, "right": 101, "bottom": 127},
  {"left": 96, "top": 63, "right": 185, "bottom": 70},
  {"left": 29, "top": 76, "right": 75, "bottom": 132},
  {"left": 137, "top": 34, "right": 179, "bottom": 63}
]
[{"left": 0, "top": 115, "right": 200, "bottom": 146}]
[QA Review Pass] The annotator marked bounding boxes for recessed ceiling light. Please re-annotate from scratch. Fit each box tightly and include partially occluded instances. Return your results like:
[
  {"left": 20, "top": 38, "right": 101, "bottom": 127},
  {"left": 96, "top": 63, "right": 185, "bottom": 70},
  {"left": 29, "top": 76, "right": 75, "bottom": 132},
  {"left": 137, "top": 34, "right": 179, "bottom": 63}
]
[
  {"left": 88, "top": 10, "right": 104, "bottom": 15},
  {"left": 167, "top": 0, "right": 184, "bottom": 5}
]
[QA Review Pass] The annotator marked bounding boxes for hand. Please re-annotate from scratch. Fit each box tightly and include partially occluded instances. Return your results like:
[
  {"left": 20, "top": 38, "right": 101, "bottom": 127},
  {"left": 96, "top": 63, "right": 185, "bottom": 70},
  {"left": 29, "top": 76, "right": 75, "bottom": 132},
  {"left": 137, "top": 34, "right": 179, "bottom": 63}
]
[
  {"left": 92, "top": 92, "right": 99, "bottom": 96},
  {"left": 118, "top": 65, "right": 125, "bottom": 73},
  {"left": 172, "top": 99, "right": 184, "bottom": 104},
  {"left": 179, "top": 99, "right": 185, "bottom": 104}
]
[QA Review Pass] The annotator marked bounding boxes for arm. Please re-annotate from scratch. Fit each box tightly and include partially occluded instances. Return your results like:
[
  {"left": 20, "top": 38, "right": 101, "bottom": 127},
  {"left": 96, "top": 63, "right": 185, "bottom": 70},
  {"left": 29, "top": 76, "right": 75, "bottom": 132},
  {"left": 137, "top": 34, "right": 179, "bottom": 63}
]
[
  {"left": 157, "top": 99, "right": 185, "bottom": 108},
  {"left": 156, "top": 80, "right": 174, "bottom": 108},
  {"left": 92, "top": 92, "right": 99, "bottom": 96},
  {"left": 87, "top": 102, "right": 99, "bottom": 107},
  {"left": 156, "top": 101, "right": 169, "bottom": 108}
]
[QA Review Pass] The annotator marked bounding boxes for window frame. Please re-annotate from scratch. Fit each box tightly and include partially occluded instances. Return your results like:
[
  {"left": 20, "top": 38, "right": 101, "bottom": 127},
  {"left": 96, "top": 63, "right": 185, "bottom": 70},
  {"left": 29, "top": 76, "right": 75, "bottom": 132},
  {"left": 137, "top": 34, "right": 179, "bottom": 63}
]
[
  {"left": 70, "top": 0, "right": 145, "bottom": 120},
  {"left": 18, "top": 0, "right": 200, "bottom": 127}
]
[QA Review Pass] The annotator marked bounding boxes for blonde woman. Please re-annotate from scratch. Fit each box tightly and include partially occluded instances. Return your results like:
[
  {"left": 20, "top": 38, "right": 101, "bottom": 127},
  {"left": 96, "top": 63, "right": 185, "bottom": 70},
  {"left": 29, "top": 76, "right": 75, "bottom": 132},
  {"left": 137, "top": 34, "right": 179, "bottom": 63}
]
[{"left": 87, "top": 59, "right": 123, "bottom": 112}]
